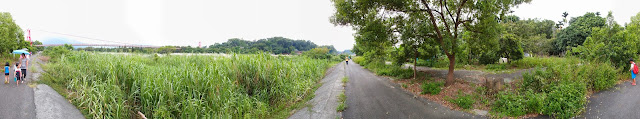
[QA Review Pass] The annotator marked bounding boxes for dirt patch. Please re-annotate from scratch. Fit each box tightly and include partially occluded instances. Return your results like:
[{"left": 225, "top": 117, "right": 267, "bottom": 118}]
[
  {"left": 39, "top": 56, "right": 50, "bottom": 62},
  {"left": 394, "top": 77, "right": 487, "bottom": 111}
]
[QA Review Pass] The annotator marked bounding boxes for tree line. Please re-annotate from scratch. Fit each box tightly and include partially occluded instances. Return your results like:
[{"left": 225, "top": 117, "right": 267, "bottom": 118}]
[
  {"left": 76, "top": 37, "right": 338, "bottom": 55},
  {"left": 333, "top": 0, "right": 640, "bottom": 86}
]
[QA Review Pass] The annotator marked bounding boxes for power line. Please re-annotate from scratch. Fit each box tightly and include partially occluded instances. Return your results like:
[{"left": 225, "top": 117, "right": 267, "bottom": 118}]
[{"left": 29, "top": 29, "right": 137, "bottom": 45}]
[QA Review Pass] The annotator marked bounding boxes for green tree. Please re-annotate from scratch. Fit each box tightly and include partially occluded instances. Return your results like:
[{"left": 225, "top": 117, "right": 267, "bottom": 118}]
[
  {"left": 571, "top": 11, "right": 638, "bottom": 68},
  {"left": 331, "top": 0, "right": 530, "bottom": 86},
  {"left": 0, "top": 12, "right": 26, "bottom": 54},
  {"left": 552, "top": 12, "right": 606, "bottom": 55},
  {"left": 498, "top": 34, "right": 524, "bottom": 62}
]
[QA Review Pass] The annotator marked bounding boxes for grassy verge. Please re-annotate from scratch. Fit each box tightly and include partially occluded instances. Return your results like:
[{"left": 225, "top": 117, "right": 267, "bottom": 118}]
[
  {"left": 39, "top": 51, "right": 336, "bottom": 118},
  {"left": 337, "top": 77, "right": 348, "bottom": 112}
]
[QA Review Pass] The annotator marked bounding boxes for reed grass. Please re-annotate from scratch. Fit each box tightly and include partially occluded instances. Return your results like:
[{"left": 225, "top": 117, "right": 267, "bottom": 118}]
[{"left": 41, "top": 51, "right": 333, "bottom": 118}]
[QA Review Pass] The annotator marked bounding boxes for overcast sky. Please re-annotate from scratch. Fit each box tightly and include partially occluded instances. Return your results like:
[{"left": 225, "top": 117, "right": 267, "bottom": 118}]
[{"left": 1, "top": 0, "right": 639, "bottom": 51}]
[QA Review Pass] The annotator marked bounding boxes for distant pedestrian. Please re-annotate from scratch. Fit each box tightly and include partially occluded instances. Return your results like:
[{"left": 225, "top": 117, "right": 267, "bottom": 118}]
[
  {"left": 630, "top": 58, "right": 638, "bottom": 86},
  {"left": 20, "top": 53, "right": 28, "bottom": 83},
  {"left": 4, "top": 62, "right": 9, "bottom": 84},
  {"left": 14, "top": 63, "right": 20, "bottom": 86},
  {"left": 345, "top": 57, "right": 349, "bottom": 65}
]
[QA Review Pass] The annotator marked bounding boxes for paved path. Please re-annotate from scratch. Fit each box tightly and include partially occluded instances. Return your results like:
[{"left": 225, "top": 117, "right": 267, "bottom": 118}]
[
  {"left": 580, "top": 82, "right": 640, "bottom": 119},
  {"left": 0, "top": 53, "right": 84, "bottom": 119},
  {"left": 289, "top": 62, "right": 346, "bottom": 119},
  {"left": 343, "top": 62, "right": 481, "bottom": 119}
]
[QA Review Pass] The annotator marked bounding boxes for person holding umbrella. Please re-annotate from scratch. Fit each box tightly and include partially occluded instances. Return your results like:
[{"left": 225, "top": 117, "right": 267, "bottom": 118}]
[{"left": 12, "top": 50, "right": 29, "bottom": 83}]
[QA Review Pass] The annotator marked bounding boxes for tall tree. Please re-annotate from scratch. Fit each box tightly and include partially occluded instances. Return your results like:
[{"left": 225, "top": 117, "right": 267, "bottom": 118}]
[
  {"left": 331, "top": 0, "right": 530, "bottom": 86},
  {"left": 0, "top": 12, "right": 26, "bottom": 54},
  {"left": 552, "top": 12, "right": 605, "bottom": 55}
]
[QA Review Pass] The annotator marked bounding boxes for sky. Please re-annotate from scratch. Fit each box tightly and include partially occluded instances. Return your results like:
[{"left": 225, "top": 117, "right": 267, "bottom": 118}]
[
  {"left": 512, "top": 0, "right": 640, "bottom": 26},
  {"left": 0, "top": 0, "right": 639, "bottom": 51}
]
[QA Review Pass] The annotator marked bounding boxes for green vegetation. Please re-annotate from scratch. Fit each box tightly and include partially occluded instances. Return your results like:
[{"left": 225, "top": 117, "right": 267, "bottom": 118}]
[
  {"left": 337, "top": 77, "right": 348, "bottom": 112},
  {"left": 447, "top": 92, "right": 475, "bottom": 109},
  {"left": 0, "top": 12, "right": 33, "bottom": 54},
  {"left": 552, "top": 12, "right": 606, "bottom": 55},
  {"left": 40, "top": 51, "right": 333, "bottom": 118},
  {"left": 75, "top": 37, "right": 340, "bottom": 55},
  {"left": 332, "top": 0, "right": 530, "bottom": 85},
  {"left": 420, "top": 81, "right": 444, "bottom": 95},
  {"left": 354, "top": 57, "right": 413, "bottom": 79},
  {"left": 492, "top": 57, "right": 617, "bottom": 118},
  {"left": 336, "top": 92, "right": 347, "bottom": 112},
  {"left": 341, "top": 77, "right": 349, "bottom": 85}
]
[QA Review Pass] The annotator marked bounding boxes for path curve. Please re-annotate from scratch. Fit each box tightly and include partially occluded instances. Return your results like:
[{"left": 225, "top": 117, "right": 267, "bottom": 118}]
[
  {"left": 580, "top": 82, "right": 640, "bottom": 118},
  {"left": 343, "top": 62, "right": 482, "bottom": 119}
]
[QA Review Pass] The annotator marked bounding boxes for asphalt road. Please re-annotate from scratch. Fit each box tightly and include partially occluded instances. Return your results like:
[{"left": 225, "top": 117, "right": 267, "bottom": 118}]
[
  {"left": 289, "top": 62, "right": 345, "bottom": 119},
  {"left": 580, "top": 81, "right": 640, "bottom": 119},
  {"left": 0, "top": 53, "right": 84, "bottom": 119},
  {"left": 343, "top": 62, "right": 481, "bottom": 119},
  {"left": 0, "top": 58, "right": 37, "bottom": 119}
]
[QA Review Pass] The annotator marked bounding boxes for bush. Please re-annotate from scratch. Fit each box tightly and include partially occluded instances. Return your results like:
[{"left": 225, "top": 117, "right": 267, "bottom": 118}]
[
  {"left": 576, "top": 62, "right": 617, "bottom": 91},
  {"left": 521, "top": 67, "right": 553, "bottom": 93},
  {"left": 543, "top": 80, "right": 586, "bottom": 119},
  {"left": 523, "top": 90, "right": 545, "bottom": 114},
  {"left": 479, "top": 51, "right": 498, "bottom": 65},
  {"left": 352, "top": 56, "right": 365, "bottom": 64},
  {"left": 42, "top": 45, "right": 73, "bottom": 59},
  {"left": 448, "top": 93, "right": 474, "bottom": 109},
  {"left": 421, "top": 81, "right": 444, "bottom": 95},
  {"left": 492, "top": 91, "right": 527, "bottom": 116}
]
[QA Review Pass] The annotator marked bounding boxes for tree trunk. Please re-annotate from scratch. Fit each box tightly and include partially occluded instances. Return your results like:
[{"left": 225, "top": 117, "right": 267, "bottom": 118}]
[
  {"left": 445, "top": 54, "right": 455, "bottom": 86},
  {"left": 414, "top": 53, "right": 418, "bottom": 80}
]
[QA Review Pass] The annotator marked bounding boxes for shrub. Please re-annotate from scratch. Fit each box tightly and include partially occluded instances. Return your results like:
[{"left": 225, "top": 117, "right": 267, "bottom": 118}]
[
  {"left": 521, "top": 67, "right": 553, "bottom": 93},
  {"left": 492, "top": 91, "right": 527, "bottom": 117},
  {"left": 448, "top": 93, "right": 474, "bottom": 109},
  {"left": 42, "top": 45, "right": 72, "bottom": 59},
  {"left": 523, "top": 90, "right": 545, "bottom": 114},
  {"left": 576, "top": 62, "right": 617, "bottom": 91},
  {"left": 352, "top": 56, "right": 365, "bottom": 64},
  {"left": 421, "top": 81, "right": 444, "bottom": 95},
  {"left": 543, "top": 80, "right": 586, "bottom": 119},
  {"left": 479, "top": 51, "right": 498, "bottom": 65}
]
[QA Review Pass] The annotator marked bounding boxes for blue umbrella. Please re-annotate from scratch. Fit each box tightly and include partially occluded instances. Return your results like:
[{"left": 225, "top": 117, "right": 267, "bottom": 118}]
[{"left": 12, "top": 50, "right": 30, "bottom": 55}]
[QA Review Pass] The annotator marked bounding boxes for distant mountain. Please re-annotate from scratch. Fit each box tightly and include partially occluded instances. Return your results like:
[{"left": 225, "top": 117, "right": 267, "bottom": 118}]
[
  {"left": 40, "top": 37, "right": 84, "bottom": 45},
  {"left": 40, "top": 37, "right": 86, "bottom": 48},
  {"left": 341, "top": 50, "right": 353, "bottom": 55}
]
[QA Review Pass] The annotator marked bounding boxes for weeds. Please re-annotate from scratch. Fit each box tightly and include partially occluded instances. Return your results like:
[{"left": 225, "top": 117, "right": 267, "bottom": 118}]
[{"left": 421, "top": 81, "right": 444, "bottom": 95}]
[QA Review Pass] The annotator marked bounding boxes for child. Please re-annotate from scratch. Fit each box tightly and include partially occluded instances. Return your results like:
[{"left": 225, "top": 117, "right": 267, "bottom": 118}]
[
  {"left": 345, "top": 57, "right": 349, "bottom": 65},
  {"left": 14, "top": 63, "right": 20, "bottom": 86},
  {"left": 4, "top": 62, "right": 9, "bottom": 84},
  {"left": 630, "top": 59, "right": 637, "bottom": 86}
]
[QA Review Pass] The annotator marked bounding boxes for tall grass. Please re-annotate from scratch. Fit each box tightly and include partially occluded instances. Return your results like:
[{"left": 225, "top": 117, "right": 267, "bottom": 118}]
[{"left": 40, "top": 51, "right": 332, "bottom": 118}]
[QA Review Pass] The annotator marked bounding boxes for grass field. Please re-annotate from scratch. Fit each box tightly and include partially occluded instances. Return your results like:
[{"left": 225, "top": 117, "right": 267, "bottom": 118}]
[{"left": 40, "top": 51, "right": 334, "bottom": 118}]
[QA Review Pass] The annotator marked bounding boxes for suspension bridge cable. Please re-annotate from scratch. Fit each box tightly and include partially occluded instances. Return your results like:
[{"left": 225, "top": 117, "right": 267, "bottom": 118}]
[{"left": 29, "top": 29, "right": 138, "bottom": 45}]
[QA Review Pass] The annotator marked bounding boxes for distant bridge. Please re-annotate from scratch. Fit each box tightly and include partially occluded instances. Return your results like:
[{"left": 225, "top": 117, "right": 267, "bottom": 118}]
[{"left": 34, "top": 44, "right": 162, "bottom": 48}]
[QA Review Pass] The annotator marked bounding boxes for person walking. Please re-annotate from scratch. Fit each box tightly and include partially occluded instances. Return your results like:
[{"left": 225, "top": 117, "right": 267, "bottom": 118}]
[
  {"left": 345, "top": 56, "right": 349, "bottom": 65},
  {"left": 630, "top": 58, "right": 638, "bottom": 86},
  {"left": 19, "top": 53, "right": 29, "bottom": 83},
  {"left": 4, "top": 62, "right": 9, "bottom": 84}
]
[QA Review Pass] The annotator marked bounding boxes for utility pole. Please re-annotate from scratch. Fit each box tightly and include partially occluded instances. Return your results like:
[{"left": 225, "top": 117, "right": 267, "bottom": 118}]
[{"left": 28, "top": 29, "right": 32, "bottom": 46}]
